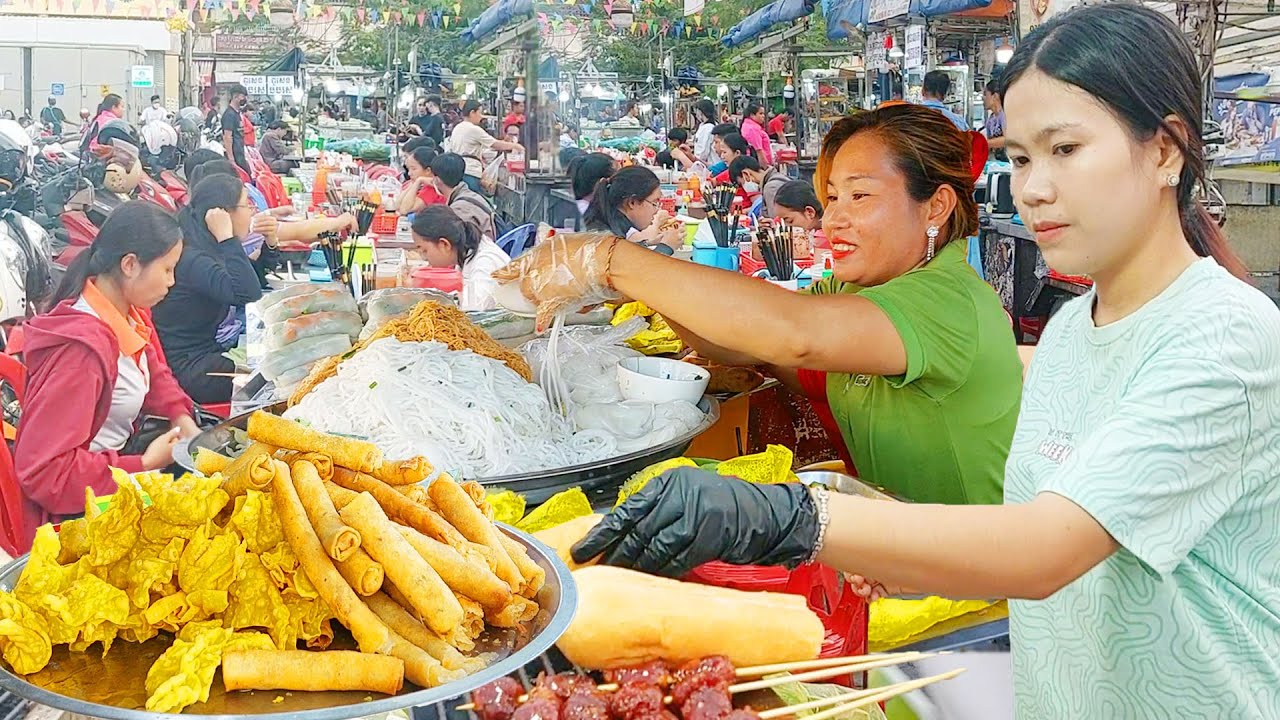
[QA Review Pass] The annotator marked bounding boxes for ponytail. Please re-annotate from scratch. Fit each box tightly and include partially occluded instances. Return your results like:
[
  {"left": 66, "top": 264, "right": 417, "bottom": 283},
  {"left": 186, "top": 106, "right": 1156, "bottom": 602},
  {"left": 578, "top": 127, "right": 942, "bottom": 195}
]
[
  {"left": 1180, "top": 192, "right": 1249, "bottom": 282},
  {"left": 47, "top": 201, "right": 182, "bottom": 309},
  {"left": 96, "top": 94, "right": 122, "bottom": 117}
]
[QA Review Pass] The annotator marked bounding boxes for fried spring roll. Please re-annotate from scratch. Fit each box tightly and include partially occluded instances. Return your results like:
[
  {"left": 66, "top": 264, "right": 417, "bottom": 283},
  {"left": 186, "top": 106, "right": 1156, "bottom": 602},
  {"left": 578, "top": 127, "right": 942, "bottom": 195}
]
[
  {"left": 396, "top": 484, "right": 432, "bottom": 506},
  {"left": 384, "top": 584, "right": 475, "bottom": 654},
  {"left": 270, "top": 459, "right": 394, "bottom": 655},
  {"left": 387, "top": 628, "right": 467, "bottom": 688},
  {"left": 336, "top": 547, "right": 384, "bottom": 596},
  {"left": 455, "top": 593, "right": 485, "bottom": 640},
  {"left": 248, "top": 411, "right": 382, "bottom": 472},
  {"left": 194, "top": 448, "right": 234, "bottom": 476},
  {"left": 395, "top": 526, "right": 511, "bottom": 612},
  {"left": 496, "top": 533, "right": 547, "bottom": 599},
  {"left": 371, "top": 456, "right": 432, "bottom": 485},
  {"left": 325, "top": 480, "right": 359, "bottom": 509},
  {"left": 428, "top": 477, "right": 523, "bottom": 591},
  {"left": 222, "top": 649, "right": 404, "bottom": 695},
  {"left": 487, "top": 596, "right": 539, "bottom": 628},
  {"left": 366, "top": 592, "right": 481, "bottom": 672},
  {"left": 332, "top": 467, "right": 466, "bottom": 549},
  {"left": 222, "top": 442, "right": 277, "bottom": 497},
  {"left": 280, "top": 451, "right": 334, "bottom": 481},
  {"left": 339, "top": 492, "right": 465, "bottom": 636},
  {"left": 291, "top": 459, "right": 361, "bottom": 562}
]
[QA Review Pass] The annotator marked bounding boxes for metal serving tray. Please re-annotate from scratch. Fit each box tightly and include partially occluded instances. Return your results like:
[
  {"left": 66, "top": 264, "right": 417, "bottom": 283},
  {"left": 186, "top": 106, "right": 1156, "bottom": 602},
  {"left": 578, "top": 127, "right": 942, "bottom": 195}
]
[
  {"left": 174, "top": 398, "right": 720, "bottom": 506},
  {"left": 0, "top": 526, "right": 577, "bottom": 720}
]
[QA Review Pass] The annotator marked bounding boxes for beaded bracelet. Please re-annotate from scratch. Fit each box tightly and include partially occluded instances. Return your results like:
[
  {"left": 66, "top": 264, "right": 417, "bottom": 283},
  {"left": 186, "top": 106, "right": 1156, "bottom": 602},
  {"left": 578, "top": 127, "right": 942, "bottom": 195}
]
[{"left": 806, "top": 486, "right": 831, "bottom": 565}]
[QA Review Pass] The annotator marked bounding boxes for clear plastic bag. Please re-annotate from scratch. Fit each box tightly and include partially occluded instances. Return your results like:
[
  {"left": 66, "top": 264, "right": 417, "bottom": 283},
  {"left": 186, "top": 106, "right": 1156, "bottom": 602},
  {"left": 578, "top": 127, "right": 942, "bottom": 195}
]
[
  {"left": 480, "top": 155, "right": 508, "bottom": 194},
  {"left": 521, "top": 317, "right": 647, "bottom": 408},
  {"left": 359, "top": 287, "right": 456, "bottom": 322},
  {"left": 264, "top": 311, "right": 363, "bottom": 351},
  {"left": 259, "top": 282, "right": 343, "bottom": 312},
  {"left": 259, "top": 333, "right": 352, "bottom": 382}
]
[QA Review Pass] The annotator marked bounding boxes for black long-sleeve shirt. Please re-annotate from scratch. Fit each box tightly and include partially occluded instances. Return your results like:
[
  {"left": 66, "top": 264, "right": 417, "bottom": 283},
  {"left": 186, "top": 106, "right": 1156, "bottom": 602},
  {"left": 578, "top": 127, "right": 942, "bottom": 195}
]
[{"left": 152, "top": 237, "right": 262, "bottom": 371}]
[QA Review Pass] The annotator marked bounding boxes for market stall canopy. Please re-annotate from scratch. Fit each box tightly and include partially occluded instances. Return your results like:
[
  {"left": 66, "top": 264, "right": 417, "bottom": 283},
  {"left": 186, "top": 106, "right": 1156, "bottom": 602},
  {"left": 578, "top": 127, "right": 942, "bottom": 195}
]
[
  {"left": 263, "top": 46, "right": 307, "bottom": 74},
  {"left": 720, "top": 0, "right": 817, "bottom": 48},
  {"left": 823, "top": 0, "right": 993, "bottom": 40},
  {"left": 1145, "top": 1, "right": 1280, "bottom": 72}
]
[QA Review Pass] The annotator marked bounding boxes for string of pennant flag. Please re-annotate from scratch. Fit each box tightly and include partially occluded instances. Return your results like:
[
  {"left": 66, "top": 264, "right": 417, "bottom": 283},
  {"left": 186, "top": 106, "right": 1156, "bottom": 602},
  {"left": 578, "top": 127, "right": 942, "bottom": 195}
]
[{"left": 170, "top": 0, "right": 741, "bottom": 37}]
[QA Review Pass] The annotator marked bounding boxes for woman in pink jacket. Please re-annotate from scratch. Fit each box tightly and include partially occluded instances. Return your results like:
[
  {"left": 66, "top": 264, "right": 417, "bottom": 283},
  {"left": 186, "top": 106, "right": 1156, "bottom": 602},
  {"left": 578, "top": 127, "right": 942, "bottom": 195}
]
[
  {"left": 13, "top": 201, "right": 196, "bottom": 550},
  {"left": 81, "top": 93, "right": 124, "bottom": 152}
]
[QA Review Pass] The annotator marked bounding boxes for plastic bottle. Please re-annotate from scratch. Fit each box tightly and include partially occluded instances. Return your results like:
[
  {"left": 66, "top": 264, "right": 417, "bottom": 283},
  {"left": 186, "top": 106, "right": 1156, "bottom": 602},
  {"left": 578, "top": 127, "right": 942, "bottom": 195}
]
[{"left": 821, "top": 255, "right": 834, "bottom": 281}]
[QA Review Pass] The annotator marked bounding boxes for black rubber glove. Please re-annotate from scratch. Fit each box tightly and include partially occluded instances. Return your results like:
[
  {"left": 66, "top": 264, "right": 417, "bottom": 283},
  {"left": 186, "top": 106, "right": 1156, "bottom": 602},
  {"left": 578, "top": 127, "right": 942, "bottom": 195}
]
[{"left": 570, "top": 468, "right": 821, "bottom": 578}]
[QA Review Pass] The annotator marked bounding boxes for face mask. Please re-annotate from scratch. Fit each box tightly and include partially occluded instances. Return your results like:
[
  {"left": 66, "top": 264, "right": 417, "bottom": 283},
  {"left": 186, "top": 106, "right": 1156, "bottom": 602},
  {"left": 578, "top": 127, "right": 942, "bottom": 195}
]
[{"left": 743, "top": 181, "right": 761, "bottom": 193}]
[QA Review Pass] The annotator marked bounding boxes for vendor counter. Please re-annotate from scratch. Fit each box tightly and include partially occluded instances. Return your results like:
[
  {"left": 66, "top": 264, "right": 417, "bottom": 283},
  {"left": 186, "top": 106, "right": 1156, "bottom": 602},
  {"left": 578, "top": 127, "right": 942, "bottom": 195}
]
[
  {"left": 495, "top": 175, "right": 581, "bottom": 232},
  {"left": 979, "top": 215, "right": 1089, "bottom": 342}
]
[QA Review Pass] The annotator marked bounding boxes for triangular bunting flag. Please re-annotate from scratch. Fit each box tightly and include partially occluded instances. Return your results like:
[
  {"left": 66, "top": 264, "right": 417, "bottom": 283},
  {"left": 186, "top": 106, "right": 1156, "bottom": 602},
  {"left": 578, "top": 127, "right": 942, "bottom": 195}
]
[{"left": 442, "top": 13, "right": 449, "bottom": 27}]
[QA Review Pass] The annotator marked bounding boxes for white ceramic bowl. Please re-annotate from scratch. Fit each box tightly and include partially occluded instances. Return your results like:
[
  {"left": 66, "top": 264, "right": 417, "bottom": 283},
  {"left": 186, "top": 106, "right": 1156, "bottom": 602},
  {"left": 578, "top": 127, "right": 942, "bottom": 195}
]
[
  {"left": 616, "top": 356, "right": 710, "bottom": 405},
  {"left": 492, "top": 281, "right": 538, "bottom": 317}
]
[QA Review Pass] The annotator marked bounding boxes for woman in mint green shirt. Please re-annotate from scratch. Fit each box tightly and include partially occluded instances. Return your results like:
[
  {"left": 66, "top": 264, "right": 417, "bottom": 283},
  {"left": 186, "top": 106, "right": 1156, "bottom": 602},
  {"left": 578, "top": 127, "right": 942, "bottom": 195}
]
[
  {"left": 497, "top": 106, "right": 1022, "bottom": 508},
  {"left": 531, "top": 5, "right": 1279, "bottom": 717}
]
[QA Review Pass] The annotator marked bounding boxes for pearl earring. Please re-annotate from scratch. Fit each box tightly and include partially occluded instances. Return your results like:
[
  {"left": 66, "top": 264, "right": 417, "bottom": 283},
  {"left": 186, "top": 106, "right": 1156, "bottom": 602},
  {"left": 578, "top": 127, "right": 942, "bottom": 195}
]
[{"left": 1166, "top": 174, "right": 1180, "bottom": 187}]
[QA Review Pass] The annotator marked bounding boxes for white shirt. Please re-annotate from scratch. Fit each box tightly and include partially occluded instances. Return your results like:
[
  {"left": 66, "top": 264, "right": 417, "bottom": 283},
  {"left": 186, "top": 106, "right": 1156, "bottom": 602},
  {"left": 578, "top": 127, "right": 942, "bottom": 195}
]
[
  {"left": 694, "top": 122, "right": 715, "bottom": 163},
  {"left": 72, "top": 296, "right": 150, "bottom": 452},
  {"left": 140, "top": 104, "right": 168, "bottom": 126},
  {"left": 460, "top": 237, "right": 512, "bottom": 312},
  {"left": 447, "top": 121, "right": 497, "bottom": 177}
]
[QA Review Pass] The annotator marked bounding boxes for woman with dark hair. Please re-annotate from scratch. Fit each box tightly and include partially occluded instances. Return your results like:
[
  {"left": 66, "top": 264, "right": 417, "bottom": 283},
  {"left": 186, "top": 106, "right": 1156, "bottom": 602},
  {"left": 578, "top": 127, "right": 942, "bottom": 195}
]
[
  {"left": 707, "top": 123, "right": 740, "bottom": 176},
  {"left": 82, "top": 93, "right": 124, "bottom": 152},
  {"left": 713, "top": 133, "right": 756, "bottom": 204},
  {"left": 502, "top": 5, "right": 1280, "bottom": 716},
  {"left": 396, "top": 146, "right": 445, "bottom": 216},
  {"left": 14, "top": 201, "right": 194, "bottom": 550},
  {"left": 771, "top": 180, "right": 824, "bottom": 231},
  {"left": 662, "top": 128, "right": 695, "bottom": 170},
  {"left": 692, "top": 99, "right": 718, "bottom": 164},
  {"left": 411, "top": 205, "right": 510, "bottom": 311},
  {"left": 583, "top": 166, "right": 682, "bottom": 255},
  {"left": 152, "top": 174, "right": 263, "bottom": 403},
  {"left": 568, "top": 152, "right": 617, "bottom": 216},
  {"left": 501, "top": 104, "right": 1019, "bottom": 507},
  {"left": 739, "top": 102, "right": 774, "bottom": 164}
]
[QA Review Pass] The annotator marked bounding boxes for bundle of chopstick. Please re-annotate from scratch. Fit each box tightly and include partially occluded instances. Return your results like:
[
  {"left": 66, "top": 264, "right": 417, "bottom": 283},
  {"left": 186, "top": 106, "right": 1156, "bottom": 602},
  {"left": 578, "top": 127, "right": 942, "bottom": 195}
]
[
  {"left": 356, "top": 189, "right": 379, "bottom": 237},
  {"left": 459, "top": 651, "right": 963, "bottom": 714},
  {"left": 706, "top": 184, "right": 740, "bottom": 248},
  {"left": 757, "top": 221, "right": 795, "bottom": 281}
]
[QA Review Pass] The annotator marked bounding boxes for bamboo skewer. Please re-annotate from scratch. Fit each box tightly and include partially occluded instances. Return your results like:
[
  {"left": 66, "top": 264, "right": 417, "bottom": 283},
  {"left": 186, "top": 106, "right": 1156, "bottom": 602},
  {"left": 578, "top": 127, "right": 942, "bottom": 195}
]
[
  {"left": 759, "top": 669, "right": 966, "bottom": 720},
  {"left": 455, "top": 652, "right": 935, "bottom": 711}
]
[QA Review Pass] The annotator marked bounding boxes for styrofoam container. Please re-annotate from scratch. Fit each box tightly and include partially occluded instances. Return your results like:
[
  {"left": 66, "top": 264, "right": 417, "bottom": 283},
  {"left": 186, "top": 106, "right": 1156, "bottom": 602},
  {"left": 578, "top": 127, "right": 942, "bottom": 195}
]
[{"left": 617, "top": 356, "right": 710, "bottom": 404}]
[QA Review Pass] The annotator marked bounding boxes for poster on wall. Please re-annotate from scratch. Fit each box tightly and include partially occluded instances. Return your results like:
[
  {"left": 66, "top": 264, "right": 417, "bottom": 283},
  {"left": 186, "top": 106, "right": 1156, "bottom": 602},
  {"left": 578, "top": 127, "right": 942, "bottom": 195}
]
[
  {"left": 1017, "top": 0, "right": 1097, "bottom": 38},
  {"left": 905, "top": 24, "right": 925, "bottom": 70},
  {"left": 1212, "top": 73, "right": 1280, "bottom": 167}
]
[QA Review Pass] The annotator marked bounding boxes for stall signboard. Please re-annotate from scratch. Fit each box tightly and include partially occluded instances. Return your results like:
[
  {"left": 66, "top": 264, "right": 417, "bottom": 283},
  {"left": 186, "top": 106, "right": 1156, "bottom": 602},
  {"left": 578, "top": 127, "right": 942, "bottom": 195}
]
[
  {"left": 213, "top": 33, "right": 278, "bottom": 56},
  {"left": 905, "top": 25, "right": 925, "bottom": 69},
  {"left": 130, "top": 66, "right": 154, "bottom": 88},
  {"left": 241, "top": 75, "right": 296, "bottom": 98},
  {"left": 866, "top": 31, "right": 889, "bottom": 72},
  {"left": 869, "top": 0, "right": 910, "bottom": 23}
]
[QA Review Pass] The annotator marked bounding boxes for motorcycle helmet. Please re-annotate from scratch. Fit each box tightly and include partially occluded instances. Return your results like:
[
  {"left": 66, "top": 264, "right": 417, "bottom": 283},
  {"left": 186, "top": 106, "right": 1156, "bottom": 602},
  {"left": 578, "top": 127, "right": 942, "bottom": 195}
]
[
  {"left": 103, "top": 157, "right": 144, "bottom": 195},
  {"left": 0, "top": 211, "right": 54, "bottom": 323},
  {"left": 140, "top": 121, "right": 180, "bottom": 171},
  {"left": 176, "top": 106, "right": 204, "bottom": 155},
  {"left": 97, "top": 118, "right": 140, "bottom": 151},
  {"left": 0, "top": 119, "right": 31, "bottom": 193}
]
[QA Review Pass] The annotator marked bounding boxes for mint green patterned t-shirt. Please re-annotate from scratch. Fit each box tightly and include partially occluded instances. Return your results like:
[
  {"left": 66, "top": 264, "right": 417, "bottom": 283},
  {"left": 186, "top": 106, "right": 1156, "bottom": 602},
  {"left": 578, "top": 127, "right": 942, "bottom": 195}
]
[{"left": 1004, "top": 258, "right": 1280, "bottom": 718}]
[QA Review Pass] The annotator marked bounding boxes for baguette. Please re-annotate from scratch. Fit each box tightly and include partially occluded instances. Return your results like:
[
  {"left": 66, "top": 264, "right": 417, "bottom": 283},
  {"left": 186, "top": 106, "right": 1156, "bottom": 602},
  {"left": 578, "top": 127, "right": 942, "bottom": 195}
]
[{"left": 556, "top": 565, "right": 823, "bottom": 670}]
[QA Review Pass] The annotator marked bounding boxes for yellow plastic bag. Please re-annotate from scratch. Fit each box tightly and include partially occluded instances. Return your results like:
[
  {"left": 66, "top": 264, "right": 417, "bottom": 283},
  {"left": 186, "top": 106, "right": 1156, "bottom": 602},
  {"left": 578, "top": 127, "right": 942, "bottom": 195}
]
[
  {"left": 611, "top": 301, "right": 654, "bottom": 325},
  {"left": 715, "top": 445, "right": 798, "bottom": 485},
  {"left": 616, "top": 457, "right": 698, "bottom": 507},
  {"left": 867, "top": 597, "right": 997, "bottom": 649},
  {"left": 516, "top": 488, "right": 594, "bottom": 533}
]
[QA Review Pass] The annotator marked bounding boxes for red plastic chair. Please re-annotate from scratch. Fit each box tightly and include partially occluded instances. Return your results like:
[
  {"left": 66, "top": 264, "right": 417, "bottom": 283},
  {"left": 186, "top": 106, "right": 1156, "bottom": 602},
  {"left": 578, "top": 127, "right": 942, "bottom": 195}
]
[{"left": 255, "top": 169, "right": 289, "bottom": 209}]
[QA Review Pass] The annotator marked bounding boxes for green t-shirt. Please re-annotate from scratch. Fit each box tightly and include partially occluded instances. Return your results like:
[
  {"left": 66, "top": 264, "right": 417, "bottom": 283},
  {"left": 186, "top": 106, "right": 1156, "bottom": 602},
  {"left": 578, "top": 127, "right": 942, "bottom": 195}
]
[
  {"left": 806, "top": 240, "right": 1021, "bottom": 505},
  {"left": 1005, "top": 258, "right": 1280, "bottom": 716}
]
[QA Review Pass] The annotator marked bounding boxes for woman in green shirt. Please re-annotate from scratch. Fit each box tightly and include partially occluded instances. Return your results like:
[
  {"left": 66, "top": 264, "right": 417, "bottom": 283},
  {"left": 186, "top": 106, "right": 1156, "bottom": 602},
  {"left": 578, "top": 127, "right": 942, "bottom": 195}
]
[
  {"left": 498, "top": 106, "right": 1022, "bottom": 507},
  {"left": 510, "top": 4, "right": 1280, "bottom": 716}
]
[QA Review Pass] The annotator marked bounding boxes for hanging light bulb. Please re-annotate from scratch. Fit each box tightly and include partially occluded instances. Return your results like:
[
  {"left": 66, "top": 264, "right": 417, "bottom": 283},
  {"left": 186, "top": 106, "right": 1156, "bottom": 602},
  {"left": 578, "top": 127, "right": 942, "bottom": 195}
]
[
  {"left": 513, "top": 78, "right": 526, "bottom": 104},
  {"left": 995, "top": 39, "right": 1015, "bottom": 64},
  {"left": 783, "top": 75, "right": 795, "bottom": 101},
  {"left": 887, "top": 34, "right": 903, "bottom": 59}
]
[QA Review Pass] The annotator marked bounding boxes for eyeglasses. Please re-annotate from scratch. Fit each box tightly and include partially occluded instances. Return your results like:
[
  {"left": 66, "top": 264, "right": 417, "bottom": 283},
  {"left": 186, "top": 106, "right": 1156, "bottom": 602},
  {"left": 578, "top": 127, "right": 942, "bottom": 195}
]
[{"left": 236, "top": 204, "right": 258, "bottom": 211}]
